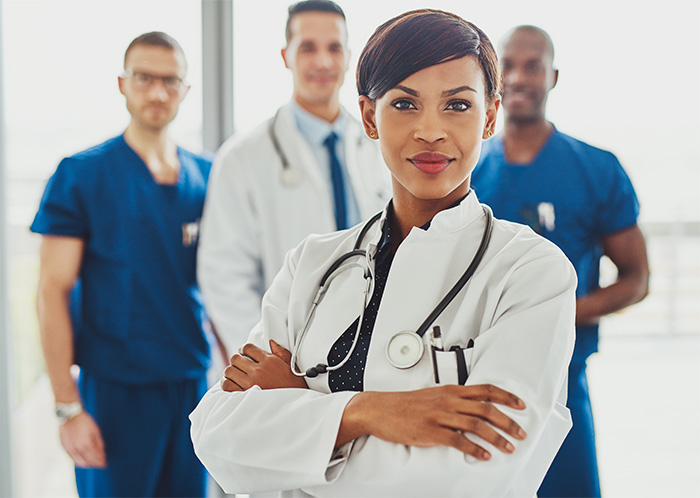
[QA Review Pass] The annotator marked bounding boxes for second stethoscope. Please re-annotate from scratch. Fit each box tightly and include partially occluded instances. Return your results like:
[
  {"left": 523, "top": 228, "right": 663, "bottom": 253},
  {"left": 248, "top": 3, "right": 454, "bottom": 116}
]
[{"left": 290, "top": 204, "right": 494, "bottom": 378}]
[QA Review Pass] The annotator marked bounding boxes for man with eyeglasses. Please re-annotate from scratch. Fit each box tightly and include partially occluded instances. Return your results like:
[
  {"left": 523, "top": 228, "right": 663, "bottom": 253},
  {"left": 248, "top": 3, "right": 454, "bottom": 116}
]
[{"left": 31, "top": 32, "right": 216, "bottom": 497}]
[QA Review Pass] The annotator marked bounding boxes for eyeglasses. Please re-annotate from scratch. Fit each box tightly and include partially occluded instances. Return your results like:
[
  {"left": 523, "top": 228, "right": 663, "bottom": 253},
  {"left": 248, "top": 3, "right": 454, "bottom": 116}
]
[{"left": 120, "top": 69, "right": 186, "bottom": 92}]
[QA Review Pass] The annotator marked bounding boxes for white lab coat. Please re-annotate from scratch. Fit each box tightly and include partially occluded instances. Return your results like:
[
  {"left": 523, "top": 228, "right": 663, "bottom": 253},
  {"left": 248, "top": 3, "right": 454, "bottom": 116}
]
[
  {"left": 190, "top": 193, "right": 577, "bottom": 497},
  {"left": 198, "top": 102, "right": 389, "bottom": 353}
]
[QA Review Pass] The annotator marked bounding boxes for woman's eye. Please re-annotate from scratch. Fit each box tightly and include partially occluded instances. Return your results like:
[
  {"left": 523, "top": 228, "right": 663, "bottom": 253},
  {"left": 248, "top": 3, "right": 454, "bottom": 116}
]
[
  {"left": 391, "top": 99, "right": 416, "bottom": 110},
  {"left": 447, "top": 101, "right": 471, "bottom": 112}
]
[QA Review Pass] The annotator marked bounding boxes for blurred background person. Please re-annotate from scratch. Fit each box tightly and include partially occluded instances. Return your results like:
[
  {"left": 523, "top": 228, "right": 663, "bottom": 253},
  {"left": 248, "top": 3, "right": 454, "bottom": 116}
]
[
  {"left": 197, "top": 0, "right": 388, "bottom": 356},
  {"left": 31, "top": 32, "right": 215, "bottom": 497},
  {"left": 472, "top": 24, "right": 650, "bottom": 498}
]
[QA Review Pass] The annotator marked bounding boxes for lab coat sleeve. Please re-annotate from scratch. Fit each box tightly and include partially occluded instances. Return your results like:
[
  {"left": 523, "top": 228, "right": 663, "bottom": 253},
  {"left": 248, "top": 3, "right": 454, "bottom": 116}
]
[
  {"left": 197, "top": 141, "right": 264, "bottom": 353},
  {"left": 300, "top": 244, "right": 577, "bottom": 498},
  {"left": 192, "top": 233, "right": 576, "bottom": 497},
  {"left": 191, "top": 243, "right": 358, "bottom": 495}
]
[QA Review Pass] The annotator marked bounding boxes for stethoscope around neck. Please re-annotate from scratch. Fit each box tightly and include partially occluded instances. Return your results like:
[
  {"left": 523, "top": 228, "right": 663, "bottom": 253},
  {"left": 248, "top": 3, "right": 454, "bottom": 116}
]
[
  {"left": 269, "top": 109, "right": 302, "bottom": 187},
  {"left": 268, "top": 107, "right": 365, "bottom": 188},
  {"left": 290, "top": 203, "right": 494, "bottom": 378}
]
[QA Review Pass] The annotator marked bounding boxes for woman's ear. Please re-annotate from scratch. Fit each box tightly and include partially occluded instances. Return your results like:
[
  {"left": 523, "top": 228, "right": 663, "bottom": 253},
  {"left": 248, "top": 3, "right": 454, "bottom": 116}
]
[
  {"left": 358, "top": 95, "right": 378, "bottom": 139},
  {"left": 483, "top": 95, "right": 501, "bottom": 138}
]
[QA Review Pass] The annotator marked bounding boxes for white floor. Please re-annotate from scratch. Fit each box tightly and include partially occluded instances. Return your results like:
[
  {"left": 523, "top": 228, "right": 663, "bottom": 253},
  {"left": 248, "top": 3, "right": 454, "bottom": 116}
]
[{"left": 589, "top": 334, "right": 700, "bottom": 498}]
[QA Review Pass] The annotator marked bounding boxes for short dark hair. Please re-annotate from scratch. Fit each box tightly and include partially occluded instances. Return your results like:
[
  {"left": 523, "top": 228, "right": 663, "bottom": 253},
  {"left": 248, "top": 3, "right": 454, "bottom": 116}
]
[
  {"left": 285, "top": 0, "right": 346, "bottom": 44},
  {"left": 501, "top": 25, "right": 556, "bottom": 64},
  {"left": 356, "top": 9, "right": 501, "bottom": 103},
  {"left": 124, "top": 31, "right": 186, "bottom": 70}
]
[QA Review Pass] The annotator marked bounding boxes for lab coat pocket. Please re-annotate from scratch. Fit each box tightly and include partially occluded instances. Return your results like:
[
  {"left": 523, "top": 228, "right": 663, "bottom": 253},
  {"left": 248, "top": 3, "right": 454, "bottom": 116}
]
[{"left": 432, "top": 347, "right": 474, "bottom": 385}]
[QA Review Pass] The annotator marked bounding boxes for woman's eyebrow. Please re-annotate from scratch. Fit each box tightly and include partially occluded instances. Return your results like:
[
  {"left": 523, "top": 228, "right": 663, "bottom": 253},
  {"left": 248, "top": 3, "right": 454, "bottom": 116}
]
[
  {"left": 442, "top": 85, "right": 477, "bottom": 97},
  {"left": 393, "top": 85, "right": 478, "bottom": 97},
  {"left": 395, "top": 85, "right": 418, "bottom": 96}
]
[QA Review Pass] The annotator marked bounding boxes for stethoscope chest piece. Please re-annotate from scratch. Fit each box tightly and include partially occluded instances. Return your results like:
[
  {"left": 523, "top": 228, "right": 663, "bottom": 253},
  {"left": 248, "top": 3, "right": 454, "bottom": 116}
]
[
  {"left": 386, "top": 331, "right": 425, "bottom": 369},
  {"left": 280, "top": 167, "right": 301, "bottom": 187}
]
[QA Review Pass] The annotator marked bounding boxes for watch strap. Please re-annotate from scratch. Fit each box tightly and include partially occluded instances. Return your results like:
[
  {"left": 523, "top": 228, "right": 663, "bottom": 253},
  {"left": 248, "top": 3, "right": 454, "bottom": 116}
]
[{"left": 55, "top": 401, "right": 83, "bottom": 425}]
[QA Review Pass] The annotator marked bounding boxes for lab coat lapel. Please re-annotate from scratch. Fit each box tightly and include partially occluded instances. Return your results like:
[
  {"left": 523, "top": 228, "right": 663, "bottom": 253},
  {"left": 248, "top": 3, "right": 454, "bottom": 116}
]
[
  {"left": 364, "top": 197, "right": 486, "bottom": 392},
  {"left": 296, "top": 262, "right": 369, "bottom": 393},
  {"left": 294, "top": 218, "right": 385, "bottom": 394}
]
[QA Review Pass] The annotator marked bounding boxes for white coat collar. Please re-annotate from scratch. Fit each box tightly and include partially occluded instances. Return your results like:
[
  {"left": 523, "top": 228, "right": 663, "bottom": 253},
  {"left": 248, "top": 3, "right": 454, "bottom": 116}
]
[
  {"left": 425, "top": 190, "right": 485, "bottom": 233},
  {"left": 274, "top": 102, "right": 378, "bottom": 216},
  {"left": 364, "top": 190, "right": 485, "bottom": 257}
]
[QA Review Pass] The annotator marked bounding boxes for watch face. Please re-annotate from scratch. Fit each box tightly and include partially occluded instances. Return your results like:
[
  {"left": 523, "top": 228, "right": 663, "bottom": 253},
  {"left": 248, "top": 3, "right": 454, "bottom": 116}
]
[{"left": 55, "top": 402, "right": 82, "bottom": 422}]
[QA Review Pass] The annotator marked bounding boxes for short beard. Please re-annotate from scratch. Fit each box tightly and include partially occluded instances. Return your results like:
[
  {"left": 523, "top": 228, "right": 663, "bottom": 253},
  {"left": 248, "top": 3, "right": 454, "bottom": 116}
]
[{"left": 505, "top": 111, "right": 543, "bottom": 127}]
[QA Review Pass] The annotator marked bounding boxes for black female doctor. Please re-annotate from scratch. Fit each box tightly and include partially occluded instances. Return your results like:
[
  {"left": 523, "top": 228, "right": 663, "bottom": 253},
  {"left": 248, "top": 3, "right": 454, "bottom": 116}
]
[{"left": 191, "top": 9, "right": 577, "bottom": 497}]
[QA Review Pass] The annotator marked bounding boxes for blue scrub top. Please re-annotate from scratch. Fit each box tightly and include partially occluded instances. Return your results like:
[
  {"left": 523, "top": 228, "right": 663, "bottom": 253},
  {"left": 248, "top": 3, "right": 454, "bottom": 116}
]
[
  {"left": 472, "top": 128, "right": 639, "bottom": 358},
  {"left": 31, "top": 135, "right": 213, "bottom": 384}
]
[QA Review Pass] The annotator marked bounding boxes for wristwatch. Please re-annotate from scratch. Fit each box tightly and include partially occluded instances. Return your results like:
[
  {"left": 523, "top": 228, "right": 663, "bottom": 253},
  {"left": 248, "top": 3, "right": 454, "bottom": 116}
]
[{"left": 55, "top": 401, "right": 83, "bottom": 425}]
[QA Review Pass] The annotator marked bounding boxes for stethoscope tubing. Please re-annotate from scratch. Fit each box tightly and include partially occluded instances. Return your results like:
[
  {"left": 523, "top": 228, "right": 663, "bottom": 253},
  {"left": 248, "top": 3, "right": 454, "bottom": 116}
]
[
  {"left": 291, "top": 258, "right": 374, "bottom": 377},
  {"left": 289, "top": 203, "right": 493, "bottom": 378},
  {"left": 268, "top": 107, "right": 367, "bottom": 188},
  {"left": 413, "top": 204, "right": 493, "bottom": 339},
  {"left": 290, "top": 213, "right": 381, "bottom": 378},
  {"left": 268, "top": 108, "right": 291, "bottom": 171}
]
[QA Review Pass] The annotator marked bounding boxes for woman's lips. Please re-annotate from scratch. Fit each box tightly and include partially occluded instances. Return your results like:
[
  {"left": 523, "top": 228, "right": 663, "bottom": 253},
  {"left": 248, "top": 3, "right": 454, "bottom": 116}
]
[{"left": 409, "top": 152, "right": 453, "bottom": 174}]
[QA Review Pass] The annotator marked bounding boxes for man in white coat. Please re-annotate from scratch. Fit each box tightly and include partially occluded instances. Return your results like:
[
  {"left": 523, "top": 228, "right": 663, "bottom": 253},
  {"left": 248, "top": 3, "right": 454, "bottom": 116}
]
[{"left": 198, "top": 0, "right": 388, "bottom": 354}]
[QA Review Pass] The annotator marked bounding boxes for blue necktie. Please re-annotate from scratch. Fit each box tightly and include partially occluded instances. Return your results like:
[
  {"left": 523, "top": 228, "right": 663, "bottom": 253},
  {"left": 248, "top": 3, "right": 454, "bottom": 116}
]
[{"left": 323, "top": 132, "right": 348, "bottom": 230}]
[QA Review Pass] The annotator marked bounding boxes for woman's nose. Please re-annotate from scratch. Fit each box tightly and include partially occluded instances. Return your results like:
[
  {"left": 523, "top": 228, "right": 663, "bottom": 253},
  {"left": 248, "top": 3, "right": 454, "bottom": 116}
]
[{"left": 413, "top": 112, "right": 448, "bottom": 143}]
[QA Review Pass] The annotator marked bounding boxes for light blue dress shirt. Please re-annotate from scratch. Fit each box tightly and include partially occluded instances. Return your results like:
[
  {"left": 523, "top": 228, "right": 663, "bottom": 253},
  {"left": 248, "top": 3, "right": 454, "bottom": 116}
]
[{"left": 290, "top": 100, "right": 361, "bottom": 227}]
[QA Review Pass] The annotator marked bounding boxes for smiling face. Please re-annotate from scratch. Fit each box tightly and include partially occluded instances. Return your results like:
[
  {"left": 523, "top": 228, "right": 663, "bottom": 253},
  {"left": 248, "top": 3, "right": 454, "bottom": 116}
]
[
  {"left": 282, "top": 11, "right": 349, "bottom": 112},
  {"left": 359, "top": 56, "right": 499, "bottom": 209},
  {"left": 118, "top": 45, "right": 189, "bottom": 132},
  {"left": 500, "top": 28, "right": 558, "bottom": 125}
]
